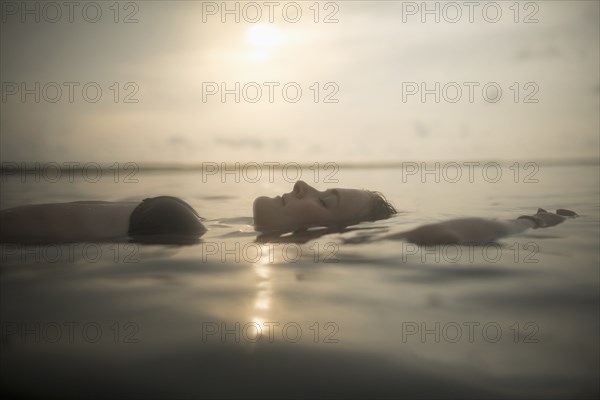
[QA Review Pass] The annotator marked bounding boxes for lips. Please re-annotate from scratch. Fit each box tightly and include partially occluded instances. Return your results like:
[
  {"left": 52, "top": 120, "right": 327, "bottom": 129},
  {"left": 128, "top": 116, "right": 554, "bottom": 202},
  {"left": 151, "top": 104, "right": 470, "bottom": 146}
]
[{"left": 276, "top": 195, "right": 286, "bottom": 205}]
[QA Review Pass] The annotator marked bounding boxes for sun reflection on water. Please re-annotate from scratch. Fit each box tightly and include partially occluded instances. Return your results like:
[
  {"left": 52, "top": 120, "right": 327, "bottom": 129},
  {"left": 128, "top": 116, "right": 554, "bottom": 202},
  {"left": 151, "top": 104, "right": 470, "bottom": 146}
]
[{"left": 251, "top": 244, "right": 275, "bottom": 331}]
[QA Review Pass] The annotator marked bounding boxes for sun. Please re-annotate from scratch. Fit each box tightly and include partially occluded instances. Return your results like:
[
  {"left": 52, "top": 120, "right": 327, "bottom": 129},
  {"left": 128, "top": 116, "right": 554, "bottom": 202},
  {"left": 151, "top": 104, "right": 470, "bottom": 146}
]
[{"left": 246, "top": 24, "right": 283, "bottom": 49}]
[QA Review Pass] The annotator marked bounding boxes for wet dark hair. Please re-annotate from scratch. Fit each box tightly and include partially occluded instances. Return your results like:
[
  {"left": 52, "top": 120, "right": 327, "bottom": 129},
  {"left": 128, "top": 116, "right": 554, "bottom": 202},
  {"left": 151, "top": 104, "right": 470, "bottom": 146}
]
[
  {"left": 362, "top": 190, "right": 397, "bottom": 221},
  {"left": 128, "top": 196, "right": 206, "bottom": 243}
]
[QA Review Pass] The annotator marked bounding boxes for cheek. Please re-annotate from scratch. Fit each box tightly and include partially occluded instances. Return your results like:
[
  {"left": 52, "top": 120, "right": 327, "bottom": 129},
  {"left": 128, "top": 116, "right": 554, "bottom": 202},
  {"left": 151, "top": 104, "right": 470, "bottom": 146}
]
[{"left": 287, "top": 202, "right": 331, "bottom": 224}]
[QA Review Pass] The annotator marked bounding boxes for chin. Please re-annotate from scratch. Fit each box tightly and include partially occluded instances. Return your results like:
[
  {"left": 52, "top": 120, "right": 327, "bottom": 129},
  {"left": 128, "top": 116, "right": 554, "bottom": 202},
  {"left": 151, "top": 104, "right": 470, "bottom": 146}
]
[
  {"left": 252, "top": 196, "right": 271, "bottom": 215},
  {"left": 253, "top": 196, "right": 268, "bottom": 207},
  {"left": 252, "top": 196, "right": 274, "bottom": 230}
]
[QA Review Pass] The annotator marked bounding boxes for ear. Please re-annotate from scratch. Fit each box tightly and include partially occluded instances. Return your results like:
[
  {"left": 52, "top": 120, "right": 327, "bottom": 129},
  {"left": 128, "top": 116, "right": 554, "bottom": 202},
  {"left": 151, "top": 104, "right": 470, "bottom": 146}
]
[{"left": 537, "top": 208, "right": 548, "bottom": 213}]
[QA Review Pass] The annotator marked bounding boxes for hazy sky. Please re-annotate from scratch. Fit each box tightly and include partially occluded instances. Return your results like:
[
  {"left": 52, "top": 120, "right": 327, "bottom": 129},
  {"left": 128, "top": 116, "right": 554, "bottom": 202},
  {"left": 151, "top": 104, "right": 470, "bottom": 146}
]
[{"left": 1, "top": 0, "right": 598, "bottom": 164}]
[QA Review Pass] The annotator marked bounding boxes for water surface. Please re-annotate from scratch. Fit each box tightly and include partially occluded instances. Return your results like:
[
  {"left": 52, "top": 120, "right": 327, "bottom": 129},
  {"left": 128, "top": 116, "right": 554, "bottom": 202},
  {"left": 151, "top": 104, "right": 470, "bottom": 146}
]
[{"left": 1, "top": 164, "right": 598, "bottom": 398}]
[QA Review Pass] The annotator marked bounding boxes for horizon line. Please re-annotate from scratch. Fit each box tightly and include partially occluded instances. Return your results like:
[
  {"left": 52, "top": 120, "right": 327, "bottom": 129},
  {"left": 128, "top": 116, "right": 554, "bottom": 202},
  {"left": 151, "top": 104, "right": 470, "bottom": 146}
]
[{"left": 0, "top": 157, "right": 598, "bottom": 173}]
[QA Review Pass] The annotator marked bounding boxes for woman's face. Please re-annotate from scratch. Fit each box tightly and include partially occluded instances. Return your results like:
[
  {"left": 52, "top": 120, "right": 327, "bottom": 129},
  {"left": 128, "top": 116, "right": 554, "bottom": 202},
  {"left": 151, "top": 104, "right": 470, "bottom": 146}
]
[{"left": 253, "top": 180, "right": 373, "bottom": 232}]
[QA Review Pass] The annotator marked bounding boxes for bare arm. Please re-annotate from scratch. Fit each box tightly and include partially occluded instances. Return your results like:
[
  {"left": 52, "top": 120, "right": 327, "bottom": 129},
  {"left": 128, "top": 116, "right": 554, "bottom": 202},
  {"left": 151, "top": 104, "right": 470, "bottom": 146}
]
[{"left": 382, "top": 208, "right": 577, "bottom": 246}]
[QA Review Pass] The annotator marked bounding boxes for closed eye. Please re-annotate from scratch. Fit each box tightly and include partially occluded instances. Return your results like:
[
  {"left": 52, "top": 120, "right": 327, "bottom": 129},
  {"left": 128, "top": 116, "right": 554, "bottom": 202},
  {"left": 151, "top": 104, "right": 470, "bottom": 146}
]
[{"left": 320, "top": 194, "right": 337, "bottom": 209}]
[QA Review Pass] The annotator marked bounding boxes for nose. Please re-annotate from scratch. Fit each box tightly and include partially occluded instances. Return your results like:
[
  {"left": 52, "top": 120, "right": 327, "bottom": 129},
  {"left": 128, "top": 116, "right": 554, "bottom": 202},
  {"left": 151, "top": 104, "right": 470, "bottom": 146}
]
[{"left": 292, "top": 180, "right": 313, "bottom": 198}]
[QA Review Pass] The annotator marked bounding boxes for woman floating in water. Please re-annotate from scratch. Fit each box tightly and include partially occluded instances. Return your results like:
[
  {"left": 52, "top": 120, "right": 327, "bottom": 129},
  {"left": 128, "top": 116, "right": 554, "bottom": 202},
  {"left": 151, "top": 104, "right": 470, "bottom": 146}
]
[
  {"left": 0, "top": 180, "right": 577, "bottom": 245},
  {"left": 253, "top": 180, "right": 577, "bottom": 245}
]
